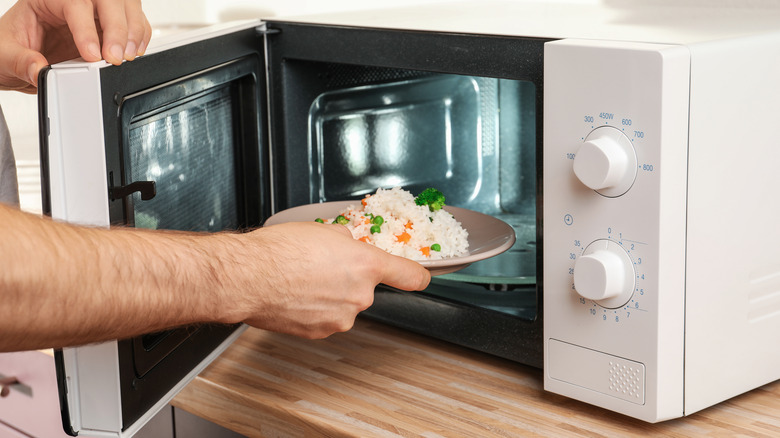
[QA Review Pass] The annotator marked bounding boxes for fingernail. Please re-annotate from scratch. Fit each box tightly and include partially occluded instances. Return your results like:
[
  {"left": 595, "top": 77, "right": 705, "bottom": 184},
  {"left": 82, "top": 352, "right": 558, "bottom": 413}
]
[
  {"left": 88, "top": 42, "right": 101, "bottom": 61},
  {"left": 137, "top": 40, "right": 147, "bottom": 56},
  {"left": 27, "top": 63, "right": 39, "bottom": 86},
  {"left": 109, "top": 44, "right": 124, "bottom": 65},
  {"left": 124, "top": 42, "right": 137, "bottom": 60}
]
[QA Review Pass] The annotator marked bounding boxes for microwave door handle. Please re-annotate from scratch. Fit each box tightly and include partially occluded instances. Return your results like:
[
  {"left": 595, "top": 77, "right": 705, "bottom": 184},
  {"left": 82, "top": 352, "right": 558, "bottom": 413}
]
[{"left": 109, "top": 180, "right": 157, "bottom": 201}]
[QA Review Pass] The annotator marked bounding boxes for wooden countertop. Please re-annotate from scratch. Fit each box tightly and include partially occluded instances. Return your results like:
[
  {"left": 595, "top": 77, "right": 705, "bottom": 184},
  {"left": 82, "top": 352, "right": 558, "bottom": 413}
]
[{"left": 172, "top": 319, "right": 780, "bottom": 437}]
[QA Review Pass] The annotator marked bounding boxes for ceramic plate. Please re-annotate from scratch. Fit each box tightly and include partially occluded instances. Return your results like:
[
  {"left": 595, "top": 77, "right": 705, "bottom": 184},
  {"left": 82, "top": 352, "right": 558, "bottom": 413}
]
[{"left": 263, "top": 201, "right": 516, "bottom": 276}]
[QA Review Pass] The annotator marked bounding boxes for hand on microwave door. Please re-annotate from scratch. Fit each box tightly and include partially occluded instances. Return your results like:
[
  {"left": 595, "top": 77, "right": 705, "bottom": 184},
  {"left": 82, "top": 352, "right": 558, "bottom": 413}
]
[
  {"left": 0, "top": 204, "right": 431, "bottom": 352},
  {"left": 0, "top": 0, "right": 151, "bottom": 93}
]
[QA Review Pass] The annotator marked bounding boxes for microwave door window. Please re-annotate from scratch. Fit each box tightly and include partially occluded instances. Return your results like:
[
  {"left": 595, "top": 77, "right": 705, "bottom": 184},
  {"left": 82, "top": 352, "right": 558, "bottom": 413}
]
[
  {"left": 119, "top": 84, "right": 246, "bottom": 421},
  {"left": 111, "top": 55, "right": 263, "bottom": 430},
  {"left": 127, "top": 86, "right": 239, "bottom": 232},
  {"left": 119, "top": 85, "right": 245, "bottom": 428}
]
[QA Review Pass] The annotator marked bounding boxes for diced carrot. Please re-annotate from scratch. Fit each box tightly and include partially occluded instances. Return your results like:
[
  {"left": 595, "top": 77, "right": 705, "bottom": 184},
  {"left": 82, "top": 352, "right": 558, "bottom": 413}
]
[
  {"left": 420, "top": 247, "right": 430, "bottom": 257},
  {"left": 404, "top": 221, "right": 413, "bottom": 230},
  {"left": 358, "top": 236, "right": 370, "bottom": 243},
  {"left": 395, "top": 232, "right": 411, "bottom": 243},
  {"left": 362, "top": 196, "right": 369, "bottom": 207}
]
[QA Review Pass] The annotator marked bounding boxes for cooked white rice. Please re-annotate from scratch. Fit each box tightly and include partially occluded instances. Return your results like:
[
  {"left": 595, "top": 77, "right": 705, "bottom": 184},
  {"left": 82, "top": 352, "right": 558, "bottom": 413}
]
[{"left": 325, "top": 187, "right": 469, "bottom": 260}]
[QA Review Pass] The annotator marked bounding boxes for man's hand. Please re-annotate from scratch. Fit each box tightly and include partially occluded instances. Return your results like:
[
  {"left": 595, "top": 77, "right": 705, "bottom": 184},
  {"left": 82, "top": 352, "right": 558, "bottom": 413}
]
[
  {"left": 0, "top": 0, "right": 151, "bottom": 93},
  {"left": 226, "top": 222, "right": 433, "bottom": 339}
]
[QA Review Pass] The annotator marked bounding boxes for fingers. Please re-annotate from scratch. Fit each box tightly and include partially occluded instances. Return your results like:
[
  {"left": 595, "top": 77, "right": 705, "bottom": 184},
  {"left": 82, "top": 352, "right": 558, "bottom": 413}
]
[
  {"left": 123, "top": 0, "right": 151, "bottom": 58},
  {"left": 60, "top": 0, "right": 102, "bottom": 62},
  {"left": 0, "top": 0, "right": 151, "bottom": 92},
  {"left": 63, "top": 0, "right": 151, "bottom": 66},
  {"left": 91, "top": 0, "right": 128, "bottom": 65}
]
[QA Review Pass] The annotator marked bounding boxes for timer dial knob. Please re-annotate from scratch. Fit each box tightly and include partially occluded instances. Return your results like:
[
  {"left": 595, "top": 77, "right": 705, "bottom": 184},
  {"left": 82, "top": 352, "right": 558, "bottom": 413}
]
[
  {"left": 573, "top": 126, "right": 638, "bottom": 197},
  {"left": 574, "top": 240, "right": 636, "bottom": 309}
]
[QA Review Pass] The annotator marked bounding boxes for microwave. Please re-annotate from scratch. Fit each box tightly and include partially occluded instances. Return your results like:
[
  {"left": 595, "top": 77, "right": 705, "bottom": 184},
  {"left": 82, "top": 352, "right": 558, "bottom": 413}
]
[{"left": 38, "top": 1, "right": 780, "bottom": 435}]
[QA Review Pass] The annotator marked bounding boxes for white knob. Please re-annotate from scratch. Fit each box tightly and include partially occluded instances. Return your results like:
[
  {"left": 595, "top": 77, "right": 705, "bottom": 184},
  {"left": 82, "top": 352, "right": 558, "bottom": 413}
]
[
  {"left": 574, "top": 240, "right": 635, "bottom": 309},
  {"left": 573, "top": 127, "right": 637, "bottom": 197}
]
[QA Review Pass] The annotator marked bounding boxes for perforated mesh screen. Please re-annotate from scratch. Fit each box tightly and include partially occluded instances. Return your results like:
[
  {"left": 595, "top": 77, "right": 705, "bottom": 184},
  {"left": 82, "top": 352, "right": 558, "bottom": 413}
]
[{"left": 128, "top": 87, "right": 238, "bottom": 232}]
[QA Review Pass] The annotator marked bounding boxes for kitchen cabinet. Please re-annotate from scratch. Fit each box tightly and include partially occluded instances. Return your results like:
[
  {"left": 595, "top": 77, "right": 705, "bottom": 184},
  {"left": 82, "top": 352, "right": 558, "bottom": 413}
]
[
  {"left": 0, "top": 352, "right": 243, "bottom": 438},
  {"left": 0, "top": 421, "right": 32, "bottom": 437},
  {"left": 0, "top": 350, "right": 70, "bottom": 438}
]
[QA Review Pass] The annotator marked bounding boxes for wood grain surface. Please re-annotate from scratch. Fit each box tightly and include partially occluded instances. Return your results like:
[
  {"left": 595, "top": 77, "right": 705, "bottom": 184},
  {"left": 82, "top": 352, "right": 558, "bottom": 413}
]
[{"left": 172, "top": 319, "right": 780, "bottom": 437}]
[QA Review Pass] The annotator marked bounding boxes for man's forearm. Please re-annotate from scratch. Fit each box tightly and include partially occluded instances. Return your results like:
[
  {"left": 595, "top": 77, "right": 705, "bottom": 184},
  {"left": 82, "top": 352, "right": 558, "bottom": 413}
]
[
  {"left": 0, "top": 202, "right": 432, "bottom": 352},
  {"left": 0, "top": 205, "right": 243, "bottom": 351}
]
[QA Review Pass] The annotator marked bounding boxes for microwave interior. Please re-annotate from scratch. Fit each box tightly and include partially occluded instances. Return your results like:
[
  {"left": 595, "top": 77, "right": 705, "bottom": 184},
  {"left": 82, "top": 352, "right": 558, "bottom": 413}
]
[
  {"left": 284, "top": 63, "right": 537, "bottom": 302},
  {"left": 264, "top": 23, "right": 545, "bottom": 366}
]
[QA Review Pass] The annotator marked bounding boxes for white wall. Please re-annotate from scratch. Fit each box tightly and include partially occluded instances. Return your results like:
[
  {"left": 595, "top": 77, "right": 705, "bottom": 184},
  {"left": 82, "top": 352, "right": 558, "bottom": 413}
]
[{"left": 142, "top": 0, "right": 455, "bottom": 26}]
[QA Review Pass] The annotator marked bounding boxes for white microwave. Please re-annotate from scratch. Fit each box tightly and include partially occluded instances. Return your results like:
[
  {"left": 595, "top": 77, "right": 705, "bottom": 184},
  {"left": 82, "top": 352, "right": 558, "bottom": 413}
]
[{"left": 39, "top": 1, "right": 780, "bottom": 435}]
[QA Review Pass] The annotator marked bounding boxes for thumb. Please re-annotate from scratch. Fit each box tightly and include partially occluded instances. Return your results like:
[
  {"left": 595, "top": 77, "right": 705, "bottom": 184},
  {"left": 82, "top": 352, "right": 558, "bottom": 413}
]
[
  {"left": 17, "top": 50, "right": 48, "bottom": 88},
  {"left": 0, "top": 39, "right": 49, "bottom": 89},
  {"left": 378, "top": 254, "right": 432, "bottom": 291}
]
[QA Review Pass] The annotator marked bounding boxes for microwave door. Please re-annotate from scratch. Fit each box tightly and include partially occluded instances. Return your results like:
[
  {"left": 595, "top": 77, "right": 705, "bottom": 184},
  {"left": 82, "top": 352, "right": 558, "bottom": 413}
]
[{"left": 38, "top": 21, "right": 270, "bottom": 437}]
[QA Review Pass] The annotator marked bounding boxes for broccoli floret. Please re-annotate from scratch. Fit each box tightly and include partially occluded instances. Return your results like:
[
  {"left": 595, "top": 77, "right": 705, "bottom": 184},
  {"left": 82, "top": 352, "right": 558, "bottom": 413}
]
[{"left": 414, "top": 188, "right": 446, "bottom": 212}]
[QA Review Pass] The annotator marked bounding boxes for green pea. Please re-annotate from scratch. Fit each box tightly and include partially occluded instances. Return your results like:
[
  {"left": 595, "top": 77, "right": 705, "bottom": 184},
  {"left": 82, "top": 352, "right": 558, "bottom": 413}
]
[
  {"left": 372, "top": 215, "right": 384, "bottom": 226},
  {"left": 332, "top": 215, "right": 348, "bottom": 225},
  {"left": 314, "top": 218, "right": 324, "bottom": 223},
  {"left": 431, "top": 243, "right": 441, "bottom": 252},
  {"left": 370, "top": 224, "right": 381, "bottom": 234}
]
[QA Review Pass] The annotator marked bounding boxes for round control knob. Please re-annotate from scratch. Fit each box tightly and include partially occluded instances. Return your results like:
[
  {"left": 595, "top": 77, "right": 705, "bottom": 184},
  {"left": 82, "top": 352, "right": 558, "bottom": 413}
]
[
  {"left": 573, "top": 126, "right": 638, "bottom": 197},
  {"left": 574, "top": 240, "right": 635, "bottom": 309}
]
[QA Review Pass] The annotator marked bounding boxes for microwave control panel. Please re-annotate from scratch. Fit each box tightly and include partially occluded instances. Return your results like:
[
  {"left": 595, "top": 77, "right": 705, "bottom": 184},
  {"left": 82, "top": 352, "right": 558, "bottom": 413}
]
[{"left": 542, "top": 39, "right": 690, "bottom": 422}]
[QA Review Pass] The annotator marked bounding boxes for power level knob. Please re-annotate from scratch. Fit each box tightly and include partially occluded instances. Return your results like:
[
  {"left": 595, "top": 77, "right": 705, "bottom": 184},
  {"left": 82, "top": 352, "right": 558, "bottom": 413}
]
[
  {"left": 573, "top": 126, "right": 637, "bottom": 197},
  {"left": 574, "top": 240, "right": 635, "bottom": 309}
]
